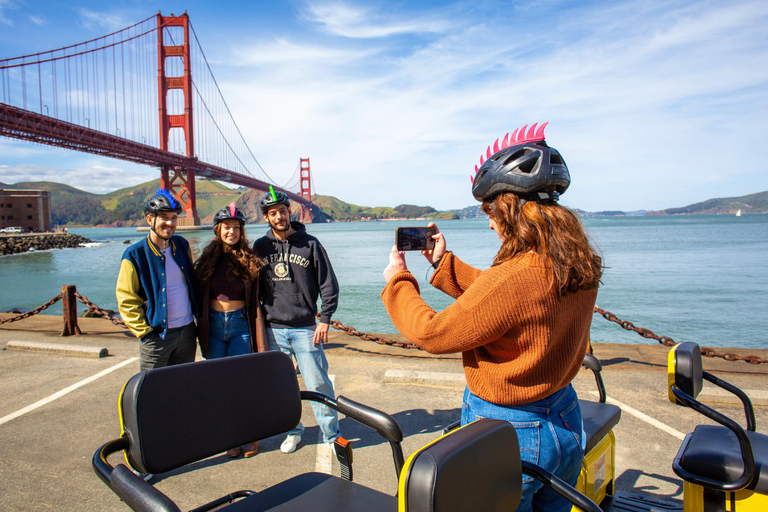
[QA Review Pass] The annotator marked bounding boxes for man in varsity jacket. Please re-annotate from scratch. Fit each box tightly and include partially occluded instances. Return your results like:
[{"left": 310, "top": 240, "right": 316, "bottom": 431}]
[{"left": 116, "top": 189, "right": 197, "bottom": 371}]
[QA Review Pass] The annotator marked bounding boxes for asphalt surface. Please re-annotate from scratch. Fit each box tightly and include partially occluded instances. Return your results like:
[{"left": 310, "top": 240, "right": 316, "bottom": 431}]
[{"left": 1, "top": 314, "right": 766, "bottom": 511}]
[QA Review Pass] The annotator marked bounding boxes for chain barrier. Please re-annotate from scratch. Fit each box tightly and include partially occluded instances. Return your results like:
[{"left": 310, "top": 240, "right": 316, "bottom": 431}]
[
  {"left": 327, "top": 318, "right": 422, "bottom": 350},
  {"left": 0, "top": 294, "right": 62, "bottom": 324},
  {"left": 2, "top": 292, "right": 766, "bottom": 364},
  {"left": 594, "top": 306, "right": 768, "bottom": 365},
  {"left": 74, "top": 292, "right": 127, "bottom": 326}
]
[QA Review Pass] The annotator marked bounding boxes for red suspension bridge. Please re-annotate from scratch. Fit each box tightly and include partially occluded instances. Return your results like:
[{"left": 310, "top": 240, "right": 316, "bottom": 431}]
[{"left": 0, "top": 12, "right": 315, "bottom": 224}]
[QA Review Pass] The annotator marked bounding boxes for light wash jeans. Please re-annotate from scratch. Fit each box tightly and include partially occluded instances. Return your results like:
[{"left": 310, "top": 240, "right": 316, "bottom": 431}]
[
  {"left": 267, "top": 326, "right": 341, "bottom": 443},
  {"left": 207, "top": 308, "right": 251, "bottom": 359},
  {"left": 461, "top": 384, "right": 583, "bottom": 512}
]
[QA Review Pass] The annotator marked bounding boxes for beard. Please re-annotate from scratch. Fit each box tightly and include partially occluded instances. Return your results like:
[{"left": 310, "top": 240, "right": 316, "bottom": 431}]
[{"left": 269, "top": 218, "right": 290, "bottom": 232}]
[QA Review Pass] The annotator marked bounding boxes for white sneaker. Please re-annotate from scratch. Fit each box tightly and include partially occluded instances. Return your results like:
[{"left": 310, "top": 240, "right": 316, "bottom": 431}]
[
  {"left": 280, "top": 434, "right": 301, "bottom": 453},
  {"left": 326, "top": 440, "right": 336, "bottom": 451}
]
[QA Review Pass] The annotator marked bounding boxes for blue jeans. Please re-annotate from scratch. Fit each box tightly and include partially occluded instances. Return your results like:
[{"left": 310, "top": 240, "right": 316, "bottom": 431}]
[
  {"left": 267, "top": 326, "right": 341, "bottom": 443},
  {"left": 461, "top": 385, "right": 583, "bottom": 512},
  {"left": 207, "top": 309, "right": 252, "bottom": 359}
]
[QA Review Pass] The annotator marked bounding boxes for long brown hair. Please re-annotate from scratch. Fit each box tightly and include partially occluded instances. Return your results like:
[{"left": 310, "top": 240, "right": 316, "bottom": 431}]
[
  {"left": 194, "top": 223, "right": 264, "bottom": 282},
  {"left": 481, "top": 193, "right": 602, "bottom": 295}
]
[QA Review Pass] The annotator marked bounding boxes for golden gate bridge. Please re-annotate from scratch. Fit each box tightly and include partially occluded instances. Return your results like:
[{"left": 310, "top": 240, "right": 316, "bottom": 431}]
[{"left": 0, "top": 12, "right": 315, "bottom": 224}]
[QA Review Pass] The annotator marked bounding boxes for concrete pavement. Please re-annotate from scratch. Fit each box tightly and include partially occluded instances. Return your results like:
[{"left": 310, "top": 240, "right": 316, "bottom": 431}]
[{"left": 1, "top": 313, "right": 766, "bottom": 511}]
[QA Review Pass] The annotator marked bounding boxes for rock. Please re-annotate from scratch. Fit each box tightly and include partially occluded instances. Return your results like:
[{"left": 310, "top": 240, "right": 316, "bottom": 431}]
[{"left": 124, "top": 240, "right": 131, "bottom": 244}]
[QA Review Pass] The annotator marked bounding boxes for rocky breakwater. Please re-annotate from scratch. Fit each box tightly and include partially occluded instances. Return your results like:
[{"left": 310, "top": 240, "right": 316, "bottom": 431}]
[{"left": 0, "top": 233, "right": 93, "bottom": 256}]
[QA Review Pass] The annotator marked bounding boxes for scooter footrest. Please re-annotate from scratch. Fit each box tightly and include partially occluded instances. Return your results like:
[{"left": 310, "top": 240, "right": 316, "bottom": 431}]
[{"left": 600, "top": 491, "right": 683, "bottom": 512}]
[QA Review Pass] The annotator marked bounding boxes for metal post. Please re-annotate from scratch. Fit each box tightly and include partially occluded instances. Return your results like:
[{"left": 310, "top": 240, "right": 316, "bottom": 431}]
[{"left": 61, "top": 285, "right": 82, "bottom": 336}]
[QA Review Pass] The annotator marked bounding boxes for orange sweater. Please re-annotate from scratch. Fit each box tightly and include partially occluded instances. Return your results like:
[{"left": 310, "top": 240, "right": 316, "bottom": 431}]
[{"left": 381, "top": 252, "right": 597, "bottom": 405}]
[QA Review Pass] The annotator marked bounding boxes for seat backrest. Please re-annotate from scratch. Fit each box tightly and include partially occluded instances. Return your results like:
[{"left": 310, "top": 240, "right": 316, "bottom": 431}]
[
  {"left": 399, "top": 419, "right": 522, "bottom": 512},
  {"left": 120, "top": 351, "right": 301, "bottom": 474},
  {"left": 667, "top": 342, "right": 703, "bottom": 405}
]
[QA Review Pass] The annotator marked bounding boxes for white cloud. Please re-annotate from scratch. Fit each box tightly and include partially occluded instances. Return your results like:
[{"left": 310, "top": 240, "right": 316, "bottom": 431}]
[
  {"left": 77, "top": 8, "right": 135, "bottom": 32},
  {"left": 0, "top": 0, "right": 17, "bottom": 25},
  {"left": 0, "top": 162, "right": 157, "bottom": 194},
  {"left": 302, "top": 1, "right": 451, "bottom": 38}
]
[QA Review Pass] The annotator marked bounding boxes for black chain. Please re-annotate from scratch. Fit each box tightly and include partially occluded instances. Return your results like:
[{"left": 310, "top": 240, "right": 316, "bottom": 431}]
[
  {"left": 594, "top": 306, "right": 768, "bottom": 364},
  {"left": 0, "top": 294, "right": 62, "bottom": 324}
]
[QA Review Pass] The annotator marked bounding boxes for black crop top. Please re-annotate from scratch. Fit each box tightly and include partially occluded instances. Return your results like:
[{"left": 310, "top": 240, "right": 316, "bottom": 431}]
[{"left": 209, "top": 258, "right": 246, "bottom": 302}]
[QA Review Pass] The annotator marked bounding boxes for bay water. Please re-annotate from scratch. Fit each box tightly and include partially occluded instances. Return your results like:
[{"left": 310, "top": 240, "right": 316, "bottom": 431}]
[{"left": 1, "top": 215, "right": 766, "bottom": 350}]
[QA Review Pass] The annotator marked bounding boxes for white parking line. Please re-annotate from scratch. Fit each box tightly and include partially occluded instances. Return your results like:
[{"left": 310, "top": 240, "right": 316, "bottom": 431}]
[
  {"left": 590, "top": 391, "right": 685, "bottom": 440},
  {"left": 315, "top": 374, "right": 336, "bottom": 474},
  {"left": 0, "top": 357, "right": 138, "bottom": 427}
]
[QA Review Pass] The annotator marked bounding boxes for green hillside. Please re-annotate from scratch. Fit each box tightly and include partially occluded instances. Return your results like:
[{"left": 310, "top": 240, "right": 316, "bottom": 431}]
[
  {"left": 661, "top": 191, "right": 768, "bottom": 215},
  {"left": 312, "top": 194, "right": 456, "bottom": 221}
]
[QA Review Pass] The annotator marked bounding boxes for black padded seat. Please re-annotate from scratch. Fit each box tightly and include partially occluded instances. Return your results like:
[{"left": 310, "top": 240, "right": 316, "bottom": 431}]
[
  {"left": 579, "top": 400, "right": 621, "bottom": 454},
  {"left": 402, "top": 419, "right": 523, "bottom": 512},
  {"left": 677, "top": 425, "right": 768, "bottom": 494},
  {"left": 222, "top": 473, "right": 396, "bottom": 511}
]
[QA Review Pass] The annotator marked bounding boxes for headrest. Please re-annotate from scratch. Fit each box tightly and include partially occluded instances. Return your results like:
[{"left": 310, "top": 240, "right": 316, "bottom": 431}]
[
  {"left": 668, "top": 342, "right": 703, "bottom": 404},
  {"left": 399, "top": 419, "right": 522, "bottom": 512},
  {"left": 119, "top": 351, "right": 301, "bottom": 474}
]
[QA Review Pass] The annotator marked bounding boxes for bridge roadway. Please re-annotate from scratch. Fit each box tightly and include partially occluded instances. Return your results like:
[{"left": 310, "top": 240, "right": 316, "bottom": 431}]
[{"left": 1, "top": 314, "right": 766, "bottom": 511}]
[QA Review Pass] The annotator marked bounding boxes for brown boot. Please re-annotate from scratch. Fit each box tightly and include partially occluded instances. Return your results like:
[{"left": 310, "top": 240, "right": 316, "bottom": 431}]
[
  {"left": 242, "top": 441, "right": 259, "bottom": 458},
  {"left": 227, "top": 447, "right": 241, "bottom": 458}
]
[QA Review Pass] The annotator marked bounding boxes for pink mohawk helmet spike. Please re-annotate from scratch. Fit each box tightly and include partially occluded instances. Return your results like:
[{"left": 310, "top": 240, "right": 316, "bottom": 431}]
[
  {"left": 510, "top": 128, "right": 519, "bottom": 144},
  {"left": 516, "top": 125, "right": 528, "bottom": 143},
  {"left": 501, "top": 133, "right": 510, "bottom": 150},
  {"left": 534, "top": 121, "right": 548, "bottom": 140},
  {"left": 228, "top": 202, "right": 237, "bottom": 217},
  {"left": 470, "top": 175, "right": 474, "bottom": 184},
  {"left": 474, "top": 164, "right": 479, "bottom": 173},
  {"left": 479, "top": 155, "right": 485, "bottom": 166},
  {"left": 492, "top": 138, "right": 500, "bottom": 154},
  {"left": 525, "top": 123, "right": 538, "bottom": 141},
  {"left": 486, "top": 145, "right": 492, "bottom": 159}
]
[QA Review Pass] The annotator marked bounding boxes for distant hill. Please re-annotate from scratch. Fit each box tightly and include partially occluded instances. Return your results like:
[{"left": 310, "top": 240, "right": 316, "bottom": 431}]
[
  {"left": 12, "top": 179, "right": 243, "bottom": 227},
  {"left": 4, "top": 180, "right": 454, "bottom": 226},
  {"left": 313, "top": 195, "right": 456, "bottom": 221},
  {"left": 654, "top": 191, "right": 768, "bottom": 215}
]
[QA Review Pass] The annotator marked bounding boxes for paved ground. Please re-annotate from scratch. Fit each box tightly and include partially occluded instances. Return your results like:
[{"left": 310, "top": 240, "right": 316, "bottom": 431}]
[{"left": 1, "top": 314, "right": 766, "bottom": 511}]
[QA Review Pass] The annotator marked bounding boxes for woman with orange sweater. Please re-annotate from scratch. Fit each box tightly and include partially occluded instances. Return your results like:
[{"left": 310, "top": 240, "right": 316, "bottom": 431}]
[{"left": 382, "top": 124, "right": 602, "bottom": 512}]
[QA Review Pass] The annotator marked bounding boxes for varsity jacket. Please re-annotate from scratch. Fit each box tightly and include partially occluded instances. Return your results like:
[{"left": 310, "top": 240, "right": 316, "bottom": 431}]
[
  {"left": 116, "top": 234, "right": 197, "bottom": 340},
  {"left": 253, "top": 221, "right": 339, "bottom": 328}
]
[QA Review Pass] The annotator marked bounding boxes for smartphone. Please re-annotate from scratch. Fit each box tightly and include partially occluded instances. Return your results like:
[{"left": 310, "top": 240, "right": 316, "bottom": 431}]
[{"left": 395, "top": 226, "right": 436, "bottom": 251}]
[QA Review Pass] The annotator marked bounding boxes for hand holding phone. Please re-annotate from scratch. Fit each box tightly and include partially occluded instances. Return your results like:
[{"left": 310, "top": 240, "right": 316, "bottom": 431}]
[{"left": 395, "top": 226, "right": 436, "bottom": 251}]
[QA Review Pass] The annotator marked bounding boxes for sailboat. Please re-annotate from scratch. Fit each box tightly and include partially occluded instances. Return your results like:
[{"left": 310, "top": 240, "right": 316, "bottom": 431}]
[{"left": 736, "top": 209, "right": 742, "bottom": 217}]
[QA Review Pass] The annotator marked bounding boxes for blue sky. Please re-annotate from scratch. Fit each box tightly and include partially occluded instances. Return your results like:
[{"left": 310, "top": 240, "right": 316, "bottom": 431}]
[{"left": 1, "top": 0, "right": 767, "bottom": 212}]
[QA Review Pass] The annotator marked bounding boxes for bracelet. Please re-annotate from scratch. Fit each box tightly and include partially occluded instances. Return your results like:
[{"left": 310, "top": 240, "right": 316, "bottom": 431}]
[{"left": 431, "top": 256, "right": 443, "bottom": 269}]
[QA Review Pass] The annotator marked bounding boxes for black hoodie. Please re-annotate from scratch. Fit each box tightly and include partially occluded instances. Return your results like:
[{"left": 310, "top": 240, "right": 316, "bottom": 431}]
[{"left": 253, "top": 221, "right": 339, "bottom": 328}]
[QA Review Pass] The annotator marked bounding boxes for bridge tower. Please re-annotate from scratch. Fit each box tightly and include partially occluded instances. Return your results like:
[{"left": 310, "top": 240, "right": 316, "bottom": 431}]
[
  {"left": 156, "top": 12, "right": 199, "bottom": 226},
  {"left": 299, "top": 158, "right": 313, "bottom": 223}
]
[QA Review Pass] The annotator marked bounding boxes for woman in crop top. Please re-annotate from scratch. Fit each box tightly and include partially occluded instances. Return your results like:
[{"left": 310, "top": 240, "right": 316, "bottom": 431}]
[{"left": 194, "top": 202, "right": 266, "bottom": 458}]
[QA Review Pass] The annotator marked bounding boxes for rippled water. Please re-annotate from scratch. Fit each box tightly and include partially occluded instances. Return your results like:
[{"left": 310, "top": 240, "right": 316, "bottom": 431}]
[{"left": 1, "top": 215, "right": 766, "bottom": 349}]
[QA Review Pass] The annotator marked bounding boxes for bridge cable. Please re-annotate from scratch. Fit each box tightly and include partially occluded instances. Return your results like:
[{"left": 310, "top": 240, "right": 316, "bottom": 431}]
[{"left": 188, "top": 21, "right": 280, "bottom": 185}]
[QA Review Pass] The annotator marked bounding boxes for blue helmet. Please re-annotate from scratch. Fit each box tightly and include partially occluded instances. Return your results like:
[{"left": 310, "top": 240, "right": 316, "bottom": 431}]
[{"left": 144, "top": 189, "right": 182, "bottom": 215}]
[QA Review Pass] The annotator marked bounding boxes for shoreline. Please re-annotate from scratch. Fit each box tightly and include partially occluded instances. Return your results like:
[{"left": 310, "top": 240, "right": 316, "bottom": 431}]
[{"left": 0, "top": 232, "right": 93, "bottom": 256}]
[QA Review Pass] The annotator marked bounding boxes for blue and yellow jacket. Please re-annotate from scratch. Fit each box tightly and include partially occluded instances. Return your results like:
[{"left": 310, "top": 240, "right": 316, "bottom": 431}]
[{"left": 116, "top": 234, "right": 197, "bottom": 340}]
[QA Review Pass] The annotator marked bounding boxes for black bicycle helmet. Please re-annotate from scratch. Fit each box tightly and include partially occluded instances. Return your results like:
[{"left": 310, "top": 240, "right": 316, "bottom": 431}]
[
  {"left": 214, "top": 202, "right": 246, "bottom": 225},
  {"left": 471, "top": 122, "right": 570, "bottom": 203},
  {"left": 260, "top": 186, "right": 291, "bottom": 214},
  {"left": 144, "top": 188, "right": 182, "bottom": 215}
]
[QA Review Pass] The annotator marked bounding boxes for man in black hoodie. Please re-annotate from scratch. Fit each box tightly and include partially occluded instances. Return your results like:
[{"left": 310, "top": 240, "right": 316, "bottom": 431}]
[{"left": 253, "top": 189, "right": 341, "bottom": 454}]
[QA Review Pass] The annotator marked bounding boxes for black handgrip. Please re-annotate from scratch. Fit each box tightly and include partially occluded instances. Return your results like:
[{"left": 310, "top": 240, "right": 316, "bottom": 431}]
[
  {"left": 521, "top": 461, "right": 602, "bottom": 512},
  {"left": 336, "top": 395, "right": 404, "bottom": 443}
]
